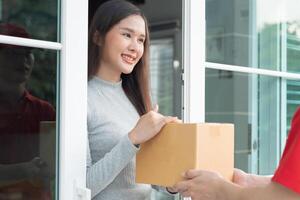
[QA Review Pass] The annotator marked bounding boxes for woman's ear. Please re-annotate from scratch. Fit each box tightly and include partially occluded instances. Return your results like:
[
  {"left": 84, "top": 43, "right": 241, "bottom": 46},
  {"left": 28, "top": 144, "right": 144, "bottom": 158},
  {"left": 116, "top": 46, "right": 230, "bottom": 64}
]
[{"left": 93, "top": 31, "right": 103, "bottom": 46}]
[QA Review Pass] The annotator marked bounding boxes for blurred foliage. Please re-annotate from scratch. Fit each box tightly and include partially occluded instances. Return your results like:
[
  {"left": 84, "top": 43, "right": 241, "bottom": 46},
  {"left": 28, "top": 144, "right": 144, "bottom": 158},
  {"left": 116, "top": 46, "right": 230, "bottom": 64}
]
[{"left": 2, "top": 0, "right": 58, "bottom": 41}]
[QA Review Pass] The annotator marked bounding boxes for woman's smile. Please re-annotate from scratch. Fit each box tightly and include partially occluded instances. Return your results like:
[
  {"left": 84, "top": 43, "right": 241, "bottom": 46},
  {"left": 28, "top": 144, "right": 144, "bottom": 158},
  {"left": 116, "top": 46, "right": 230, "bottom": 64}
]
[{"left": 121, "top": 53, "right": 137, "bottom": 65}]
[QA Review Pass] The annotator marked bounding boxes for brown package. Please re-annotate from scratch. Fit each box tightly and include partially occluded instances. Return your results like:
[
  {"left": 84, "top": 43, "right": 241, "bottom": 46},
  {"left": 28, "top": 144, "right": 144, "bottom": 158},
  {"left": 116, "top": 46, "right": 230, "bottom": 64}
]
[{"left": 136, "top": 123, "right": 234, "bottom": 187}]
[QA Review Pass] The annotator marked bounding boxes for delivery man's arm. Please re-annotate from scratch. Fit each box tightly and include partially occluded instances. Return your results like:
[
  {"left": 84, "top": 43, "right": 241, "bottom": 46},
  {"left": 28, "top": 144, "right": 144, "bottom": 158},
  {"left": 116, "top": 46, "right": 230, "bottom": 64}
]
[{"left": 173, "top": 169, "right": 299, "bottom": 200}]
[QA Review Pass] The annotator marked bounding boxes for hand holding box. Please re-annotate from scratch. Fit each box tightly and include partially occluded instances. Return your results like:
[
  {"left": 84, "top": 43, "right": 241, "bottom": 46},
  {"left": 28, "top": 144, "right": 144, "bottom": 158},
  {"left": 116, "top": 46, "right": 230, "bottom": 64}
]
[{"left": 136, "top": 123, "right": 234, "bottom": 187}]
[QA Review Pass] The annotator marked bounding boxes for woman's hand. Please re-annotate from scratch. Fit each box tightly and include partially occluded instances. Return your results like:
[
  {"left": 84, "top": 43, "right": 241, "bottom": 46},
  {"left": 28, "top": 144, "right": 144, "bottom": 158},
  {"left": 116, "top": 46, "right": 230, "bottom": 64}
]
[
  {"left": 128, "top": 105, "right": 180, "bottom": 145},
  {"left": 166, "top": 186, "right": 178, "bottom": 194}
]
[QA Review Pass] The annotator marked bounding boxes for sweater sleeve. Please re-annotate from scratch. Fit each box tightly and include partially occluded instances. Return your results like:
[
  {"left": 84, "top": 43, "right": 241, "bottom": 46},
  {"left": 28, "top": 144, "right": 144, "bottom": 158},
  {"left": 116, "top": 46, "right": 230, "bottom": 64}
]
[
  {"left": 152, "top": 185, "right": 178, "bottom": 196},
  {"left": 86, "top": 134, "right": 139, "bottom": 198}
]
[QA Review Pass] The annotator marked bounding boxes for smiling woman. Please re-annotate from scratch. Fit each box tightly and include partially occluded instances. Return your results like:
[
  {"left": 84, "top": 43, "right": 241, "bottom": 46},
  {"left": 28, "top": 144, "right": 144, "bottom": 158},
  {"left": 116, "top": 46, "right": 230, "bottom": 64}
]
[
  {"left": 95, "top": 15, "right": 146, "bottom": 80},
  {"left": 86, "top": 0, "right": 178, "bottom": 200},
  {"left": 88, "top": 0, "right": 151, "bottom": 116}
]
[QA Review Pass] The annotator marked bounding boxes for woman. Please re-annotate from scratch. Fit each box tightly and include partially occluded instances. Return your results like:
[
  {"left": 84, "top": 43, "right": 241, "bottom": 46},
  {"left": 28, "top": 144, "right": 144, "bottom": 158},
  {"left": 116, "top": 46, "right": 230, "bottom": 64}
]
[{"left": 87, "top": 0, "right": 178, "bottom": 199}]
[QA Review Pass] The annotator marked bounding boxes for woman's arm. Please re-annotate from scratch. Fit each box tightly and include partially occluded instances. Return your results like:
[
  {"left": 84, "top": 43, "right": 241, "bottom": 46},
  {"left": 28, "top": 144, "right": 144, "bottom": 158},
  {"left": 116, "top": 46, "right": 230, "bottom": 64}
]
[
  {"left": 86, "top": 134, "right": 138, "bottom": 198},
  {"left": 86, "top": 102, "right": 179, "bottom": 198}
]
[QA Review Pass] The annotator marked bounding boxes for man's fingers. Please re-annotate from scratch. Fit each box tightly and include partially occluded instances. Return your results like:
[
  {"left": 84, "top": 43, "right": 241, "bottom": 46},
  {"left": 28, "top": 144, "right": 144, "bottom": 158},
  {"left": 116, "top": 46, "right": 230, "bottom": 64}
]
[
  {"left": 233, "top": 168, "right": 246, "bottom": 176},
  {"left": 184, "top": 169, "right": 203, "bottom": 179},
  {"left": 174, "top": 180, "right": 189, "bottom": 193},
  {"left": 181, "top": 190, "right": 191, "bottom": 198},
  {"left": 233, "top": 168, "right": 247, "bottom": 186}
]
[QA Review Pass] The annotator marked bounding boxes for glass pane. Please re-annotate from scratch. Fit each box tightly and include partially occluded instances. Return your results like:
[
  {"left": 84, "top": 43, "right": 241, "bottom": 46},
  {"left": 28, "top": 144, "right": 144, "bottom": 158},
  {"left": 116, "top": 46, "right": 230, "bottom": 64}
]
[
  {"left": 205, "top": 68, "right": 282, "bottom": 175},
  {"left": 149, "top": 38, "right": 181, "bottom": 200},
  {"left": 287, "top": 25, "right": 300, "bottom": 73},
  {"left": 286, "top": 80, "right": 300, "bottom": 135},
  {"left": 0, "top": 0, "right": 59, "bottom": 41},
  {"left": 0, "top": 45, "right": 58, "bottom": 199},
  {"left": 206, "top": 0, "right": 300, "bottom": 73},
  {"left": 206, "top": 0, "right": 254, "bottom": 67},
  {"left": 150, "top": 39, "right": 175, "bottom": 116}
]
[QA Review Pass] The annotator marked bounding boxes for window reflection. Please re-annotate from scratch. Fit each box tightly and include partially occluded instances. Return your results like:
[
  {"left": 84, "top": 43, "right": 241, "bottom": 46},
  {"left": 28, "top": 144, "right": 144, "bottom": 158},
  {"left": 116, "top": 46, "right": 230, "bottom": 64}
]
[
  {"left": 0, "top": 24, "right": 57, "bottom": 200},
  {"left": 206, "top": 0, "right": 300, "bottom": 72},
  {"left": 150, "top": 39, "right": 175, "bottom": 116}
]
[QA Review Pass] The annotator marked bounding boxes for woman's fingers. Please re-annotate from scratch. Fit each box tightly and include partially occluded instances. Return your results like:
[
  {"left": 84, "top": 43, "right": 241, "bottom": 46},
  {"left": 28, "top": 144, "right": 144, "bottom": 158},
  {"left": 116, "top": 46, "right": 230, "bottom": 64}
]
[
  {"left": 165, "top": 116, "right": 178, "bottom": 122},
  {"left": 153, "top": 104, "right": 159, "bottom": 112},
  {"left": 129, "top": 108, "right": 183, "bottom": 144}
]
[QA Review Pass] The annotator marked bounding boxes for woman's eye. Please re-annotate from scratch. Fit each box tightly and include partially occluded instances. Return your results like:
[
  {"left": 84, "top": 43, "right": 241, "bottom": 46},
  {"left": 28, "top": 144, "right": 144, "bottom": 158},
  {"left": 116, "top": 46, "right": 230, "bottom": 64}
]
[
  {"left": 138, "top": 38, "right": 145, "bottom": 43},
  {"left": 122, "top": 33, "right": 131, "bottom": 38}
]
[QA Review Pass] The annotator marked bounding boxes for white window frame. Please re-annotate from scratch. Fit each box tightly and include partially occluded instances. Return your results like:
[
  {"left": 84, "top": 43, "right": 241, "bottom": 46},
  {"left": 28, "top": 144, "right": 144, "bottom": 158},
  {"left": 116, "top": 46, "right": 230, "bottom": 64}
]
[
  {"left": 184, "top": 0, "right": 300, "bottom": 121},
  {"left": 60, "top": 0, "right": 89, "bottom": 199},
  {"left": 183, "top": 0, "right": 206, "bottom": 123},
  {"left": 0, "top": 0, "right": 89, "bottom": 199}
]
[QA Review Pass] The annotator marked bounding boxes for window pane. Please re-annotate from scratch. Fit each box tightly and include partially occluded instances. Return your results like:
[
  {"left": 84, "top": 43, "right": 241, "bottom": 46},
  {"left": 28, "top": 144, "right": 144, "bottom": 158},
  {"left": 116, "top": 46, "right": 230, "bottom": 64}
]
[
  {"left": 206, "top": 0, "right": 300, "bottom": 72},
  {"left": 205, "top": 68, "right": 283, "bottom": 175},
  {"left": 206, "top": 0, "right": 254, "bottom": 67},
  {"left": 287, "top": 80, "right": 300, "bottom": 135},
  {"left": 150, "top": 39, "right": 175, "bottom": 116},
  {"left": 149, "top": 38, "right": 181, "bottom": 200},
  {"left": 0, "top": 45, "right": 58, "bottom": 199},
  {"left": 287, "top": 26, "right": 300, "bottom": 73},
  {"left": 0, "top": 0, "right": 59, "bottom": 41}
]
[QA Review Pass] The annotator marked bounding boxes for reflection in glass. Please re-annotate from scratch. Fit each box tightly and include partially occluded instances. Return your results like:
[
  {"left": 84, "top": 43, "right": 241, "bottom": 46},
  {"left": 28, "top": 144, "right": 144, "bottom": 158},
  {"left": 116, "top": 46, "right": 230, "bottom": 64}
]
[
  {"left": 0, "top": 0, "right": 58, "bottom": 41},
  {"left": 205, "top": 68, "right": 285, "bottom": 175},
  {"left": 150, "top": 39, "right": 175, "bottom": 116},
  {"left": 0, "top": 25, "right": 57, "bottom": 199},
  {"left": 287, "top": 23, "right": 300, "bottom": 73},
  {"left": 206, "top": 0, "right": 300, "bottom": 72},
  {"left": 287, "top": 80, "right": 300, "bottom": 134},
  {"left": 206, "top": 0, "right": 254, "bottom": 67}
]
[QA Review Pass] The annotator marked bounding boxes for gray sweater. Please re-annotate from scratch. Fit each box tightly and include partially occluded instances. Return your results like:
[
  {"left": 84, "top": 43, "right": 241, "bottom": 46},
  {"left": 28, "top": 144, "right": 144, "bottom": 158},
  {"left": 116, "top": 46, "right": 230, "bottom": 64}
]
[{"left": 87, "top": 76, "right": 152, "bottom": 200}]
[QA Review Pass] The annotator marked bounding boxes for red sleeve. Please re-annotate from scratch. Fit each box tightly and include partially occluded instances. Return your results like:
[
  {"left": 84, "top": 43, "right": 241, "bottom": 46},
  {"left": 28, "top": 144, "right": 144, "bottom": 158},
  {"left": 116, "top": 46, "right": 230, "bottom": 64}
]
[
  {"left": 40, "top": 100, "right": 56, "bottom": 121},
  {"left": 272, "top": 108, "right": 300, "bottom": 194}
]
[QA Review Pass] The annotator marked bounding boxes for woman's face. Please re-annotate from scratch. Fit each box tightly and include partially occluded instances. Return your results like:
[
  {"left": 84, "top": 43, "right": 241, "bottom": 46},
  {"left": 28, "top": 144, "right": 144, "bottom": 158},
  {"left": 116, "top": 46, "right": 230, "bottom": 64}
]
[{"left": 99, "top": 14, "right": 146, "bottom": 76}]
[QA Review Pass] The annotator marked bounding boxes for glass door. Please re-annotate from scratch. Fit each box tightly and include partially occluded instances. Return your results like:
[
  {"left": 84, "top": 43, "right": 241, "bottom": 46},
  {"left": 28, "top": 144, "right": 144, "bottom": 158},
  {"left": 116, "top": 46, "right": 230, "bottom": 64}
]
[
  {"left": 203, "top": 0, "right": 300, "bottom": 175},
  {"left": 0, "top": 0, "right": 60, "bottom": 199},
  {"left": 0, "top": 0, "right": 89, "bottom": 199}
]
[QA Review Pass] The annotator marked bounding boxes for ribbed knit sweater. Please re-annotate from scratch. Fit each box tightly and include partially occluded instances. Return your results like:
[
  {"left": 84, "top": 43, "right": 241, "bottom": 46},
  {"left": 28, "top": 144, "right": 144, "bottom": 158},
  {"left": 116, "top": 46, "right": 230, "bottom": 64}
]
[{"left": 86, "top": 76, "right": 152, "bottom": 200}]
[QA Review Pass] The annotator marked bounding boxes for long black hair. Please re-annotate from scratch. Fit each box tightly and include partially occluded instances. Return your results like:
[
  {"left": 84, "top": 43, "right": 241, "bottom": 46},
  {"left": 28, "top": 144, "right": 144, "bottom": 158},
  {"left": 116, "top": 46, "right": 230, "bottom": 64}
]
[{"left": 88, "top": 0, "right": 151, "bottom": 116}]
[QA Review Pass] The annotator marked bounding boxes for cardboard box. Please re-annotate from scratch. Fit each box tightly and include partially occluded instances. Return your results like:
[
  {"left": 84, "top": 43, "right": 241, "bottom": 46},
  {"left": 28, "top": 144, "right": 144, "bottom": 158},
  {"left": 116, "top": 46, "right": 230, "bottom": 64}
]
[
  {"left": 0, "top": 121, "right": 56, "bottom": 188},
  {"left": 136, "top": 123, "right": 234, "bottom": 187},
  {"left": 39, "top": 121, "right": 56, "bottom": 176}
]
